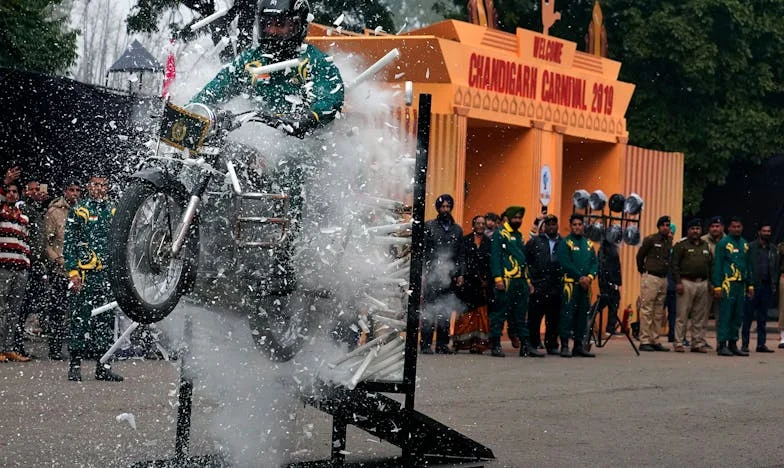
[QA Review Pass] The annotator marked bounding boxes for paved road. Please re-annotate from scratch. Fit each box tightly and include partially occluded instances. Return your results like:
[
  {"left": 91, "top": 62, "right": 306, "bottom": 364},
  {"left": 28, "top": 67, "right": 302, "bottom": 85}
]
[{"left": 1, "top": 305, "right": 783, "bottom": 467}]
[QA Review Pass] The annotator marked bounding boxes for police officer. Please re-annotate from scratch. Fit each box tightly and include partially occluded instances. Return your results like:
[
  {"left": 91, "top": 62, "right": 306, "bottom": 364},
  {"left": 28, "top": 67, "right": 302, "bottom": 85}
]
[
  {"left": 713, "top": 217, "right": 754, "bottom": 357},
  {"left": 636, "top": 215, "right": 672, "bottom": 352},
  {"left": 556, "top": 214, "right": 598, "bottom": 358},
  {"left": 65, "top": 175, "right": 122, "bottom": 381},
  {"left": 489, "top": 206, "right": 542, "bottom": 357},
  {"left": 671, "top": 218, "right": 712, "bottom": 352}
]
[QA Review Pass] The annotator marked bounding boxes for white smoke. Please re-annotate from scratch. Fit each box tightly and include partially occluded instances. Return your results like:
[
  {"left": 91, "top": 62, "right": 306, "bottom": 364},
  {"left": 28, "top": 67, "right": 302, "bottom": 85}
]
[{"left": 153, "top": 42, "right": 415, "bottom": 465}]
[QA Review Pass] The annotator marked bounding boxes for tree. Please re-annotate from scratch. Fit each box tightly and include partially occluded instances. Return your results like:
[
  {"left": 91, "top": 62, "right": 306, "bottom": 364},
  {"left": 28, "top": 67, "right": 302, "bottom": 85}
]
[
  {"left": 312, "top": 0, "right": 395, "bottom": 33},
  {"left": 434, "top": 0, "right": 784, "bottom": 213},
  {"left": 0, "top": 0, "right": 78, "bottom": 74},
  {"left": 127, "top": 0, "right": 396, "bottom": 42}
]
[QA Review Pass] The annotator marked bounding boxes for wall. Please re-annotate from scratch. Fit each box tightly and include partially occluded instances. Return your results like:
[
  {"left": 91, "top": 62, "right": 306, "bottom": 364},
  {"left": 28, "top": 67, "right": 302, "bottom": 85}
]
[
  {"left": 620, "top": 146, "right": 684, "bottom": 319},
  {"left": 463, "top": 123, "right": 534, "bottom": 229}
]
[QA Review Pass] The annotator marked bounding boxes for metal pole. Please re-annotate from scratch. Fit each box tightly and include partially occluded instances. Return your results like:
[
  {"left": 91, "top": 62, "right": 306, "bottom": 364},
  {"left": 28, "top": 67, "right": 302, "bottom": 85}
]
[
  {"left": 174, "top": 314, "right": 193, "bottom": 460},
  {"left": 402, "top": 93, "right": 431, "bottom": 464}
]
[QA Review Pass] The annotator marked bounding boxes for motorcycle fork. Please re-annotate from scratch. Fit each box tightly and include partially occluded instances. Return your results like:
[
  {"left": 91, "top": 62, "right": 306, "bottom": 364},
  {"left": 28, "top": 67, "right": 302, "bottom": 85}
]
[{"left": 171, "top": 174, "right": 212, "bottom": 256}]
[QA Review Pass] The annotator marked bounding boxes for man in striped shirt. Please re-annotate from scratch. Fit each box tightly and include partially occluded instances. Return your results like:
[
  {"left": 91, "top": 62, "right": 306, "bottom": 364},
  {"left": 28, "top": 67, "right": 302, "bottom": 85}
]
[{"left": 0, "top": 166, "right": 32, "bottom": 362}]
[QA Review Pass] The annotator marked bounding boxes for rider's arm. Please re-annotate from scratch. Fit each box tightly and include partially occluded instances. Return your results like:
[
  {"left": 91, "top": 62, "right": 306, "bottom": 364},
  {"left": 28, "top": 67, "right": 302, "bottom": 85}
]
[
  {"left": 273, "top": 49, "right": 345, "bottom": 138},
  {"left": 190, "top": 51, "right": 256, "bottom": 105}
]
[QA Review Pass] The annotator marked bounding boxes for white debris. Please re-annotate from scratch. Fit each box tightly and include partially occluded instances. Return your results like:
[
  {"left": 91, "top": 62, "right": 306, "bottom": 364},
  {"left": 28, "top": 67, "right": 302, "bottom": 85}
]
[
  {"left": 333, "top": 14, "right": 345, "bottom": 26},
  {"left": 115, "top": 413, "right": 137, "bottom": 430}
]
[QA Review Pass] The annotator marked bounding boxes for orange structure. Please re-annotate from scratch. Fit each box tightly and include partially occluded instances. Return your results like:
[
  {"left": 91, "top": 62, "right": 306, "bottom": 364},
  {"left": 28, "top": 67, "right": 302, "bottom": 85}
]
[{"left": 307, "top": 19, "right": 683, "bottom": 316}]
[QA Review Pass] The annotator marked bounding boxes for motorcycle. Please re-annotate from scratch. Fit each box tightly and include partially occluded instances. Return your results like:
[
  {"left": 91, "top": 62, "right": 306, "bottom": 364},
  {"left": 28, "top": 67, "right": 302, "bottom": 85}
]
[{"left": 108, "top": 100, "right": 413, "bottom": 362}]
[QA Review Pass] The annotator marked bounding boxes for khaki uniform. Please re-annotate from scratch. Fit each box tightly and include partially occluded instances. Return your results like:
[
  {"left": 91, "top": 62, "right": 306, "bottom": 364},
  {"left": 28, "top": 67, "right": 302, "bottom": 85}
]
[
  {"left": 636, "top": 233, "right": 672, "bottom": 345},
  {"left": 671, "top": 238, "right": 712, "bottom": 348}
]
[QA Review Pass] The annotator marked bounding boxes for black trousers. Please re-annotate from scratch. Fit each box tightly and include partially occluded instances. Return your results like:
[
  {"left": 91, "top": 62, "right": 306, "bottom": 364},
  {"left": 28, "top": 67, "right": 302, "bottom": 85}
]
[
  {"left": 527, "top": 292, "right": 561, "bottom": 349},
  {"left": 44, "top": 273, "right": 69, "bottom": 355},
  {"left": 742, "top": 283, "right": 771, "bottom": 348}
]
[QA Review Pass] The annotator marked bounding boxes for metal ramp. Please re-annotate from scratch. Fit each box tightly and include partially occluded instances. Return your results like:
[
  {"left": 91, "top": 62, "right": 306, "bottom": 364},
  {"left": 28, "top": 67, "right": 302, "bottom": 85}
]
[{"left": 287, "top": 379, "right": 494, "bottom": 467}]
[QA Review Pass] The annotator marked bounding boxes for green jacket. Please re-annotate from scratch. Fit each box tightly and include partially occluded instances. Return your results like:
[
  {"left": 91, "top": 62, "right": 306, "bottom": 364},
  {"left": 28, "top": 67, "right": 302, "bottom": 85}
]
[
  {"left": 190, "top": 44, "right": 344, "bottom": 124},
  {"left": 712, "top": 234, "right": 753, "bottom": 293},
  {"left": 490, "top": 222, "right": 530, "bottom": 287},
  {"left": 556, "top": 233, "right": 598, "bottom": 282},
  {"left": 64, "top": 198, "right": 115, "bottom": 279}
]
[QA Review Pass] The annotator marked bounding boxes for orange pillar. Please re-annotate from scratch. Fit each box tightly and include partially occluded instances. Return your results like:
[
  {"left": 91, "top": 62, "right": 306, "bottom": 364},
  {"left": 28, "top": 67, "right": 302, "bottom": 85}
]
[{"left": 426, "top": 110, "right": 468, "bottom": 224}]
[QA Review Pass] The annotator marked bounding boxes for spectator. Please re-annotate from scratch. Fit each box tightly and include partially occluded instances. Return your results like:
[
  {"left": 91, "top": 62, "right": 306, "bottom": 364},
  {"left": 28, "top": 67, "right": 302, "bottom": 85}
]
[
  {"left": 742, "top": 222, "right": 777, "bottom": 353},
  {"left": 597, "top": 236, "right": 622, "bottom": 337},
  {"left": 65, "top": 174, "right": 123, "bottom": 381},
  {"left": 664, "top": 223, "right": 677, "bottom": 344},
  {"left": 777, "top": 241, "right": 784, "bottom": 349},
  {"left": 525, "top": 214, "right": 562, "bottom": 355},
  {"left": 556, "top": 214, "right": 598, "bottom": 357},
  {"left": 453, "top": 215, "right": 491, "bottom": 353},
  {"left": 489, "top": 206, "right": 541, "bottom": 357},
  {"left": 484, "top": 212, "right": 500, "bottom": 240},
  {"left": 636, "top": 215, "right": 672, "bottom": 352},
  {"left": 0, "top": 167, "right": 32, "bottom": 362},
  {"left": 16, "top": 178, "right": 51, "bottom": 355},
  {"left": 701, "top": 216, "right": 726, "bottom": 347},
  {"left": 713, "top": 217, "right": 753, "bottom": 357},
  {"left": 420, "top": 194, "right": 465, "bottom": 355},
  {"left": 43, "top": 180, "right": 81, "bottom": 359},
  {"left": 670, "top": 218, "right": 712, "bottom": 353}
]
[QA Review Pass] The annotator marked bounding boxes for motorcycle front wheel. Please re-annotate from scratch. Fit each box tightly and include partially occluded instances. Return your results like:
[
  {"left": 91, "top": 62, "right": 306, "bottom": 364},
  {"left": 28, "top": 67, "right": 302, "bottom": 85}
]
[{"left": 109, "top": 181, "right": 199, "bottom": 324}]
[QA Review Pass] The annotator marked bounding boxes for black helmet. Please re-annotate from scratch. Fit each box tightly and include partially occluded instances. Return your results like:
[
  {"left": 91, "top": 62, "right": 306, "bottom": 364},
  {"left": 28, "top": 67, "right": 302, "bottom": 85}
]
[{"left": 256, "top": 0, "right": 310, "bottom": 59}]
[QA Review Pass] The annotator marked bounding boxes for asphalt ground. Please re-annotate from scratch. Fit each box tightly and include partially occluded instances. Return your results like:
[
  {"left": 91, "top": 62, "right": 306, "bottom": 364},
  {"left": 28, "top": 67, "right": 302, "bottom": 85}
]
[{"left": 1, "top": 306, "right": 784, "bottom": 468}]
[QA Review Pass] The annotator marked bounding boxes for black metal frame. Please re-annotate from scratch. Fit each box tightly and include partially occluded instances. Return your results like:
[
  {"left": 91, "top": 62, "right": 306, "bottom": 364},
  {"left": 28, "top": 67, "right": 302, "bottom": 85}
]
[{"left": 585, "top": 292, "right": 640, "bottom": 356}]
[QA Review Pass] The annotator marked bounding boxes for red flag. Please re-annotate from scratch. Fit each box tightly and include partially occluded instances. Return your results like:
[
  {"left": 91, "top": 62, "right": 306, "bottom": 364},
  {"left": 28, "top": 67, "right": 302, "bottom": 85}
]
[{"left": 162, "top": 38, "right": 176, "bottom": 98}]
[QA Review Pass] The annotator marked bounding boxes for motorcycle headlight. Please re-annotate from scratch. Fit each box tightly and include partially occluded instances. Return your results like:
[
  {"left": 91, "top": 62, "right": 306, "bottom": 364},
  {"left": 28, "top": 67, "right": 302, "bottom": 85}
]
[{"left": 183, "top": 102, "right": 216, "bottom": 137}]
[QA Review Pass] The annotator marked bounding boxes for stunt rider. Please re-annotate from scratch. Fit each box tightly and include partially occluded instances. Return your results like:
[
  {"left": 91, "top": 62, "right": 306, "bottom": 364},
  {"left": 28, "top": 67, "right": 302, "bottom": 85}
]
[{"left": 190, "top": 0, "right": 344, "bottom": 138}]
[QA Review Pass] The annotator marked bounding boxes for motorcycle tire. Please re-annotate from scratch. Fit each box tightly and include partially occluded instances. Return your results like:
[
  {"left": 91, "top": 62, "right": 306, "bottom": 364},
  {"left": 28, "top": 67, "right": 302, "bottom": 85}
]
[
  {"left": 109, "top": 181, "right": 199, "bottom": 324},
  {"left": 249, "top": 292, "right": 314, "bottom": 362}
]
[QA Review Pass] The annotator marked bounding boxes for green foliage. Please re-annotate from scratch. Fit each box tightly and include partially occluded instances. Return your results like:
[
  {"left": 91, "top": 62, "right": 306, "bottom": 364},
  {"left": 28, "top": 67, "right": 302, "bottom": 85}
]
[
  {"left": 312, "top": 0, "right": 396, "bottom": 33},
  {"left": 127, "top": 0, "right": 395, "bottom": 37},
  {"left": 435, "top": 0, "right": 784, "bottom": 213},
  {"left": 0, "top": 0, "right": 78, "bottom": 74}
]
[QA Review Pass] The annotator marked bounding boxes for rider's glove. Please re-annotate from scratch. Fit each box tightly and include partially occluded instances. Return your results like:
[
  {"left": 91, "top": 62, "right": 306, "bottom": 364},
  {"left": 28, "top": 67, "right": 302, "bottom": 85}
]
[{"left": 273, "top": 111, "right": 320, "bottom": 139}]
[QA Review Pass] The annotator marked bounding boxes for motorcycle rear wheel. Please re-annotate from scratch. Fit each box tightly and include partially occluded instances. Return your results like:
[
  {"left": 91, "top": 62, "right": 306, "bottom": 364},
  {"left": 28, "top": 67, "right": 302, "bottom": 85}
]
[{"left": 109, "top": 181, "right": 199, "bottom": 324}]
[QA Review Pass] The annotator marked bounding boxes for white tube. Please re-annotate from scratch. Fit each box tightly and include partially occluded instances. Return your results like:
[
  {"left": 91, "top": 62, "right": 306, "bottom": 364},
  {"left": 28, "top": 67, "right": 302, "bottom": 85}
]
[
  {"left": 365, "top": 222, "right": 412, "bottom": 236},
  {"left": 91, "top": 301, "right": 118, "bottom": 317},
  {"left": 382, "top": 256, "right": 410, "bottom": 274},
  {"left": 358, "top": 315, "right": 371, "bottom": 334},
  {"left": 372, "top": 316, "right": 406, "bottom": 330},
  {"left": 330, "top": 329, "right": 398, "bottom": 366},
  {"left": 363, "top": 348, "right": 404, "bottom": 379},
  {"left": 345, "top": 48, "right": 400, "bottom": 90},
  {"left": 226, "top": 161, "right": 243, "bottom": 195},
  {"left": 100, "top": 322, "right": 140, "bottom": 364},
  {"left": 347, "top": 346, "right": 377, "bottom": 389},
  {"left": 190, "top": 9, "right": 229, "bottom": 31},
  {"left": 371, "top": 236, "right": 411, "bottom": 246},
  {"left": 246, "top": 58, "right": 301, "bottom": 76}
]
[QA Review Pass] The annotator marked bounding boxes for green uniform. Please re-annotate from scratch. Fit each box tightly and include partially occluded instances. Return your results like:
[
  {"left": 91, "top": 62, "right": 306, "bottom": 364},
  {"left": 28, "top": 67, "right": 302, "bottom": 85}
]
[
  {"left": 64, "top": 198, "right": 115, "bottom": 359},
  {"left": 190, "top": 44, "right": 344, "bottom": 125},
  {"left": 712, "top": 235, "right": 754, "bottom": 342},
  {"left": 489, "top": 222, "right": 530, "bottom": 340},
  {"left": 557, "top": 234, "right": 598, "bottom": 343}
]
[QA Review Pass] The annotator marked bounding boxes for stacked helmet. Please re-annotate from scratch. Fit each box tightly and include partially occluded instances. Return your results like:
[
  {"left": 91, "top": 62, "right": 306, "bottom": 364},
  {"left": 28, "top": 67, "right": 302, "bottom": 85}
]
[{"left": 256, "top": 0, "right": 311, "bottom": 59}]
